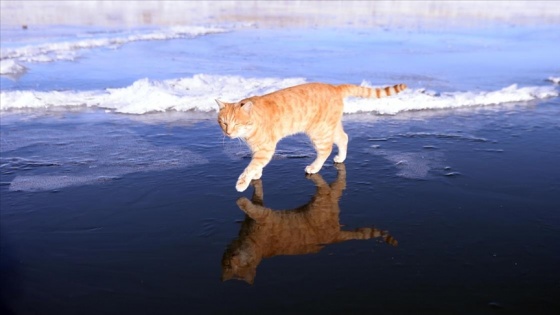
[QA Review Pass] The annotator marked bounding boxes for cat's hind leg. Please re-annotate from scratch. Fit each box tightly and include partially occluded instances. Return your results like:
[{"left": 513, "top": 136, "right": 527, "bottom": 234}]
[
  {"left": 305, "top": 133, "right": 334, "bottom": 174},
  {"left": 333, "top": 122, "right": 348, "bottom": 163}
]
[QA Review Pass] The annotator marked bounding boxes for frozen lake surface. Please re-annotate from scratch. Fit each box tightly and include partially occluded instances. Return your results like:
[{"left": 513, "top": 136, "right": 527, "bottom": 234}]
[{"left": 1, "top": 2, "right": 560, "bottom": 314}]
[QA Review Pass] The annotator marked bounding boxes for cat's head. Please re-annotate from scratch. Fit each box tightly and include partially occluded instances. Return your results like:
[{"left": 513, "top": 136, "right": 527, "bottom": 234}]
[
  {"left": 221, "top": 239, "right": 259, "bottom": 285},
  {"left": 215, "top": 99, "right": 254, "bottom": 139}
]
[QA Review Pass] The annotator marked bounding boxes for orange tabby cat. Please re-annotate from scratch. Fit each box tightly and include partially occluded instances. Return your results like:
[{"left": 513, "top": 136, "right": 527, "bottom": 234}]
[
  {"left": 221, "top": 163, "right": 398, "bottom": 284},
  {"left": 216, "top": 82, "right": 407, "bottom": 191}
]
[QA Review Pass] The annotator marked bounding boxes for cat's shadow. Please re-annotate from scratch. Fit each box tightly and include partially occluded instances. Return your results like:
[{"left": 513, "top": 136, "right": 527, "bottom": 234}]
[{"left": 221, "top": 163, "right": 398, "bottom": 285}]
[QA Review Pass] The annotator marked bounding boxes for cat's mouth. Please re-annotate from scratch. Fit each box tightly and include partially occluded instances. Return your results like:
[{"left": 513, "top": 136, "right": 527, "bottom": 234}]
[{"left": 225, "top": 130, "right": 245, "bottom": 139}]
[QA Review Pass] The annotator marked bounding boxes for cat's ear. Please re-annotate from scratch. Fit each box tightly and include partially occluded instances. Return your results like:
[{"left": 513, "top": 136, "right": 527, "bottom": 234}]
[
  {"left": 240, "top": 100, "right": 253, "bottom": 113},
  {"left": 215, "top": 99, "right": 226, "bottom": 110},
  {"left": 221, "top": 270, "right": 234, "bottom": 282},
  {"left": 243, "top": 269, "right": 256, "bottom": 285}
]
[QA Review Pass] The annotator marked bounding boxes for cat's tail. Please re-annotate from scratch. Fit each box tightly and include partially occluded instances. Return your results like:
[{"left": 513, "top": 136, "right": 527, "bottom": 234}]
[
  {"left": 337, "top": 227, "right": 398, "bottom": 246},
  {"left": 339, "top": 83, "right": 407, "bottom": 99}
]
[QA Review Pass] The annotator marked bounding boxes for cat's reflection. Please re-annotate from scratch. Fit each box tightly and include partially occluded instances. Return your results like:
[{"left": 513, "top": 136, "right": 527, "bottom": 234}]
[{"left": 221, "top": 163, "right": 397, "bottom": 284}]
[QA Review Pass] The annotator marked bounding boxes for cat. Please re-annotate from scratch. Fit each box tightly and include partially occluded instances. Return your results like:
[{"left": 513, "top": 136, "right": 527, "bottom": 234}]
[
  {"left": 216, "top": 82, "right": 407, "bottom": 192},
  {"left": 221, "top": 163, "right": 398, "bottom": 285}
]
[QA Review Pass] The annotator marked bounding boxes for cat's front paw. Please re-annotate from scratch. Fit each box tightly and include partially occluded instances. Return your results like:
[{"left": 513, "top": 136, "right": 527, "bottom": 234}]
[
  {"left": 236, "top": 197, "right": 252, "bottom": 209},
  {"left": 305, "top": 164, "right": 321, "bottom": 174},
  {"left": 236, "top": 175, "right": 251, "bottom": 192}
]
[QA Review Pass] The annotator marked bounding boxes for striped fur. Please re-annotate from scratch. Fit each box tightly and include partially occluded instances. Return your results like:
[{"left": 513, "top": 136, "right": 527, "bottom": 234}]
[
  {"left": 216, "top": 81, "right": 407, "bottom": 192},
  {"left": 339, "top": 83, "right": 407, "bottom": 98}
]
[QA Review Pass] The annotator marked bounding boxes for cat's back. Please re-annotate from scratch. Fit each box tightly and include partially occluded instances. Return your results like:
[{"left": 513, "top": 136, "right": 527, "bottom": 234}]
[
  {"left": 253, "top": 82, "right": 343, "bottom": 121},
  {"left": 238, "top": 82, "right": 345, "bottom": 138},
  {"left": 263, "top": 82, "right": 338, "bottom": 99}
]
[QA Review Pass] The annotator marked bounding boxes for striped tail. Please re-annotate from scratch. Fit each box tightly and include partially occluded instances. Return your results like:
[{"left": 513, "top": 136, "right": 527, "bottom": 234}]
[
  {"left": 338, "top": 227, "right": 399, "bottom": 246},
  {"left": 339, "top": 83, "right": 407, "bottom": 99}
]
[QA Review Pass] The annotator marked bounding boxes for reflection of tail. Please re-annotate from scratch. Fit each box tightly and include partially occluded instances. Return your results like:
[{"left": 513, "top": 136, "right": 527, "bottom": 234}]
[
  {"left": 339, "top": 83, "right": 407, "bottom": 99},
  {"left": 338, "top": 227, "right": 398, "bottom": 246}
]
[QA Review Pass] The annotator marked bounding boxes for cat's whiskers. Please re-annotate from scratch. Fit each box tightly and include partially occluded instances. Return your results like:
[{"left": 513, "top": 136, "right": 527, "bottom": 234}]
[{"left": 236, "top": 137, "right": 245, "bottom": 146}]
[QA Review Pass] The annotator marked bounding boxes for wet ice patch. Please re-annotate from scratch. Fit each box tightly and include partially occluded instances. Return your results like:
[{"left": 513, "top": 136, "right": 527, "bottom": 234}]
[
  {"left": 221, "top": 132, "right": 313, "bottom": 161},
  {"left": 272, "top": 150, "right": 313, "bottom": 160},
  {"left": 223, "top": 145, "right": 312, "bottom": 161},
  {"left": 222, "top": 141, "right": 252, "bottom": 161},
  {"left": 10, "top": 175, "right": 121, "bottom": 192},
  {"left": 397, "top": 132, "right": 493, "bottom": 143},
  {"left": 2, "top": 124, "right": 208, "bottom": 192},
  {"left": 366, "top": 132, "right": 494, "bottom": 145},
  {"left": 371, "top": 149, "right": 446, "bottom": 180}
]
